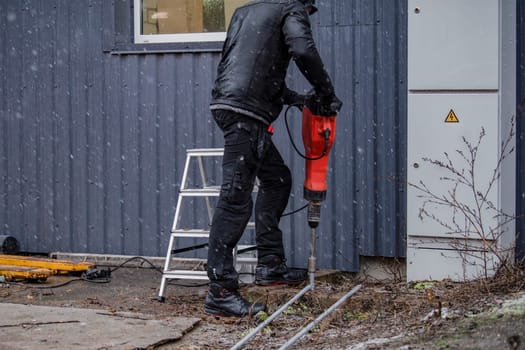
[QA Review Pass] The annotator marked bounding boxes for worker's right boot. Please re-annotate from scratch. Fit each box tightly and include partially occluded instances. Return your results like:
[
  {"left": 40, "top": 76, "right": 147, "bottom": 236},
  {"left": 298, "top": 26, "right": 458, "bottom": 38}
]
[
  {"left": 204, "top": 283, "right": 266, "bottom": 317},
  {"left": 255, "top": 255, "right": 307, "bottom": 286}
]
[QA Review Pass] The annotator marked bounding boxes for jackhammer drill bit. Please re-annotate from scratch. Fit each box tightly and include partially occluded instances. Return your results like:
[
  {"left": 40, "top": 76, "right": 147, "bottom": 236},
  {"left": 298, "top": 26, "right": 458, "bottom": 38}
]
[{"left": 307, "top": 201, "right": 321, "bottom": 287}]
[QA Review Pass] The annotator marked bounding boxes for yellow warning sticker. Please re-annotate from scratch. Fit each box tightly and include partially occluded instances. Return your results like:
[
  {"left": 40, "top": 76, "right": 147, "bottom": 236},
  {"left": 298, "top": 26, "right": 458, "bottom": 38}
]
[{"left": 444, "top": 109, "right": 459, "bottom": 123}]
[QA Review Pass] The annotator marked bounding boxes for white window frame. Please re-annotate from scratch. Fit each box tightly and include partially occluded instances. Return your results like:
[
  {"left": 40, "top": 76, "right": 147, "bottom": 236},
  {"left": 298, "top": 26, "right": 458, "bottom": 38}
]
[{"left": 133, "top": 0, "right": 227, "bottom": 44}]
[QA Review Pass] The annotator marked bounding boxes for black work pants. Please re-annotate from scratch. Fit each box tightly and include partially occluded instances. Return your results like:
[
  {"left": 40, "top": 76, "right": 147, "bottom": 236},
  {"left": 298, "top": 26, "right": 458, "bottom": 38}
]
[{"left": 207, "top": 110, "right": 292, "bottom": 289}]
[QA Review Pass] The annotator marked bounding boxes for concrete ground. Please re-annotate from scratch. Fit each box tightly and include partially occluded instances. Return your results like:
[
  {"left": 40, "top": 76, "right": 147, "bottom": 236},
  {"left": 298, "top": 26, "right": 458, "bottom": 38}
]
[
  {"left": 0, "top": 264, "right": 208, "bottom": 350},
  {"left": 0, "top": 303, "right": 200, "bottom": 350}
]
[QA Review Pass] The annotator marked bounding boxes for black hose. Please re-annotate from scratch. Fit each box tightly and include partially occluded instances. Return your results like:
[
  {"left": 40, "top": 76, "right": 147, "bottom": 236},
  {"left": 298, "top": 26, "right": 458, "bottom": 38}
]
[{"left": 284, "top": 104, "right": 329, "bottom": 161}]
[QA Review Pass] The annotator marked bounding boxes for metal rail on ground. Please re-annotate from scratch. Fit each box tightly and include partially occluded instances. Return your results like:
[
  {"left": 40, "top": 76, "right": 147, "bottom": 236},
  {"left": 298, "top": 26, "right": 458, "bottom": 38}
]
[{"left": 230, "top": 226, "right": 363, "bottom": 350}]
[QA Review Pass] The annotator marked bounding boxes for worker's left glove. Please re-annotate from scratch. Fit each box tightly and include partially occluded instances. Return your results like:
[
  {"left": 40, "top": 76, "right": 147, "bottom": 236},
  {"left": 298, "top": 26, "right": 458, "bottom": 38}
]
[
  {"left": 289, "top": 93, "right": 307, "bottom": 110},
  {"left": 283, "top": 88, "right": 307, "bottom": 110},
  {"left": 304, "top": 92, "right": 342, "bottom": 116}
]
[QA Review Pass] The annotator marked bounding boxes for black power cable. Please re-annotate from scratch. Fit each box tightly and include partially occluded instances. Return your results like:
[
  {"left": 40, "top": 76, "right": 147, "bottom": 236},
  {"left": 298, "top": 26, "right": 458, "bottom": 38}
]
[
  {"left": 283, "top": 104, "right": 330, "bottom": 161},
  {"left": 14, "top": 256, "right": 210, "bottom": 289}
]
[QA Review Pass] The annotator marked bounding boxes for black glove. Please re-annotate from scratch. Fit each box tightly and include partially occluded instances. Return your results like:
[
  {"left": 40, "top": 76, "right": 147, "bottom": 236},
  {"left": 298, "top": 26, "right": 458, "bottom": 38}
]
[
  {"left": 305, "top": 93, "right": 342, "bottom": 116},
  {"left": 320, "top": 94, "right": 343, "bottom": 114},
  {"left": 283, "top": 88, "right": 306, "bottom": 109},
  {"left": 291, "top": 93, "right": 307, "bottom": 109}
]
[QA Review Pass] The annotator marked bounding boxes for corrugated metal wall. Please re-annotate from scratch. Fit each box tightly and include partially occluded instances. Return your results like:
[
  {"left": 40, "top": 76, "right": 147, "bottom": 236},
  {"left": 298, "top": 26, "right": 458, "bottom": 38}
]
[
  {"left": 517, "top": 0, "right": 525, "bottom": 260},
  {"left": 300, "top": 0, "right": 408, "bottom": 267},
  {"left": 1, "top": 0, "right": 406, "bottom": 272}
]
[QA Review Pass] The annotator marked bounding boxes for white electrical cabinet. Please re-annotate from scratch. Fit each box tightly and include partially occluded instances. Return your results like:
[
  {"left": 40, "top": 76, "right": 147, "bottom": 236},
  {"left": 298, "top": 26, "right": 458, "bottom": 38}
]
[{"left": 407, "top": 0, "right": 516, "bottom": 281}]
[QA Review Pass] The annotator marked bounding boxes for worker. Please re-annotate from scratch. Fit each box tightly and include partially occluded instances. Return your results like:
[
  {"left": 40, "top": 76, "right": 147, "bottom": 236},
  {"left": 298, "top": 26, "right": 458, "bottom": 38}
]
[{"left": 205, "top": 0, "right": 342, "bottom": 317}]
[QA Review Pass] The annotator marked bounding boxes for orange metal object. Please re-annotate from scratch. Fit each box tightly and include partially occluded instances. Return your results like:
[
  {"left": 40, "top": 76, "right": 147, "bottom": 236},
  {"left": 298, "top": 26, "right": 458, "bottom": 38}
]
[
  {"left": 0, "top": 265, "right": 52, "bottom": 281},
  {"left": 0, "top": 254, "right": 95, "bottom": 275}
]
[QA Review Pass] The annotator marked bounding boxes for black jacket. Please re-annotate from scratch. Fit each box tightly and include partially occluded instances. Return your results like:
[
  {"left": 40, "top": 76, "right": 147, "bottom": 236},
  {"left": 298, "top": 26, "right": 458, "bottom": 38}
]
[{"left": 210, "top": 0, "right": 335, "bottom": 125}]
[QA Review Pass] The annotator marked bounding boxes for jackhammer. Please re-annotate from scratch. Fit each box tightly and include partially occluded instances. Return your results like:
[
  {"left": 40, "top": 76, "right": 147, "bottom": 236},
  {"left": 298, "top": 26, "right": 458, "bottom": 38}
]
[
  {"left": 301, "top": 95, "right": 337, "bottom": 287},
  {"left": 231, "top": 97, "right": 362, "bottom": 350}
]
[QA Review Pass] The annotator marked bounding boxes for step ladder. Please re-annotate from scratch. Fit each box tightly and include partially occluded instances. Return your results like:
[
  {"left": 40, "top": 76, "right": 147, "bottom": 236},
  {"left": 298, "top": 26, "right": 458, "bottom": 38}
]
[{"left": 157, "top": 148, "right": 257, "bottom": 302}]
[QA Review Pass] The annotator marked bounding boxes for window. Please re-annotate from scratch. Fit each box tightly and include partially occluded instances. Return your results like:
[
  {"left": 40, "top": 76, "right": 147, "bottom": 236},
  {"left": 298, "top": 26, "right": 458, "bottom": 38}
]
[{"left": 134, "top": 0, "right": 249, "bottom": 44}]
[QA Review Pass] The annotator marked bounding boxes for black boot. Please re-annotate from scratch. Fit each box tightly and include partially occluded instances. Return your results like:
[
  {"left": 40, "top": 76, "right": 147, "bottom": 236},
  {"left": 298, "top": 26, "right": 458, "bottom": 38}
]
[
  {"left": 255, "top": 255, "right": 307, "bottom": 286},
  {"left": 204, "top": 283, "right": 266, "bottom": 317}
]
